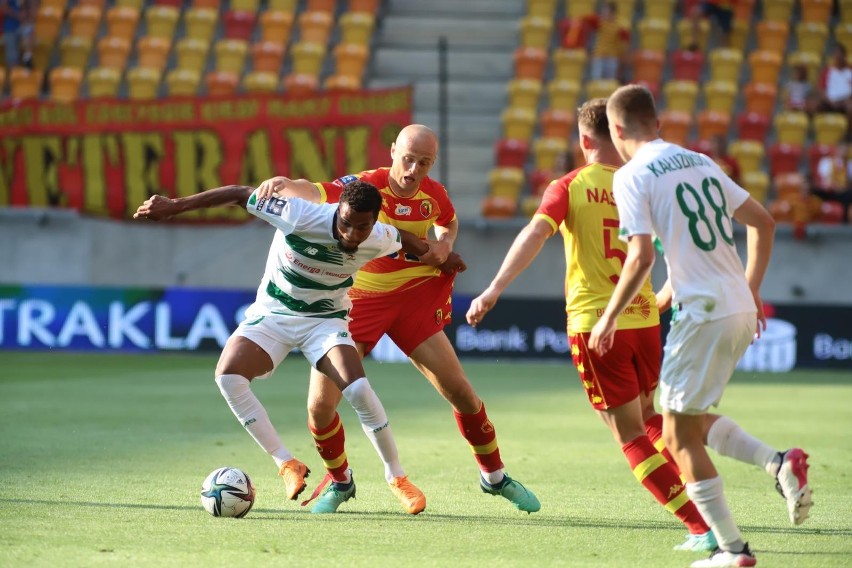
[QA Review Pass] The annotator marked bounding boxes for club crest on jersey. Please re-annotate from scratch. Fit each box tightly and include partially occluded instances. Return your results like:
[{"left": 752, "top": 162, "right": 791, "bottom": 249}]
[
  {"left": 265, "top": 197, "right": 287, "bottom": 216},
  {"left": 395, "top": 203, "right": 412, "bottom": 216},
  {"left": 333, "top": 174, "right": 358, "bottom": 187},
  {"left": 420, "top": 200, "right": 433, "bottom": 218}
]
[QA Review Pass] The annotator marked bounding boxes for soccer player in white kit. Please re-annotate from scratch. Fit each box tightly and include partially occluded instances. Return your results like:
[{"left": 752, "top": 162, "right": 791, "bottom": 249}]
[
  {"left": 134, "top": 180, "right": 463, "bottom": 513},
  {"left": 589, "top": 85, "right": 813, "bottom": 567}
]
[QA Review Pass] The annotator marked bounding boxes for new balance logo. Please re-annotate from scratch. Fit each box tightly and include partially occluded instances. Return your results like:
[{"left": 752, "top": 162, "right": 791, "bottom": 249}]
[
  {"left": 243, "top": 418, "right": 257, "bottom": 427},
  {"left": 337, "top": 331, "right": 349, "bottom": 338},
  {"left": 304, "top": 246, "right": 319, "bottom": 256}
]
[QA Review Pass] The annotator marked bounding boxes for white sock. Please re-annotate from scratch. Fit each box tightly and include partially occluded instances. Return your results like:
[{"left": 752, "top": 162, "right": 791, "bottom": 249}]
[
  {"left": 342, "top": 377, "right": 405, "bottom": 483},
  {"left": 215, "top": 374, "right": 294, "bottom": 468},
  {"left": 686, "top": 476, "right": 746, "bottom": 553},
  {"left": 707, "top": 416, "right": 780, "bottom": 476},
  {"left": 482, "top": 471, "right": 506, "bottom": 485}
]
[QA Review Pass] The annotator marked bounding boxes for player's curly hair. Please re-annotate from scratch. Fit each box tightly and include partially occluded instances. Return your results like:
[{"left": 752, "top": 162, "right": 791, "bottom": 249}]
[
  {"left": 340, "top": 180, "right": 383, "bottom": 218},
  {"left": 577, "top": 98, "right": 610, "bottom": 139}
]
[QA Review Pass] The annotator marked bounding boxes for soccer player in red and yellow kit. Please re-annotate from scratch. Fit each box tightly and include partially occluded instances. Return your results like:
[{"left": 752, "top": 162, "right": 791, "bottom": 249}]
[
  {"left": 466, "top": 99, "right": 716, "bottom": 551},
  {"left": 255, "top": 124, "right": 540, "bottom": 515}
]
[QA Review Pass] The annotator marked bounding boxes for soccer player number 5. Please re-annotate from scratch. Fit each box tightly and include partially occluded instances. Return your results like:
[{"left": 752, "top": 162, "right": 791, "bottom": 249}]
[{"left": 602, "top": 217, "right": 626, "bottom": 284}]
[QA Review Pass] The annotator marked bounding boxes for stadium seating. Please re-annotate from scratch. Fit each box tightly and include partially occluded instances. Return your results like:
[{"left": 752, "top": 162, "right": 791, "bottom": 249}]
[
  {"left": 585, "top": 79, "right": 619, "bottom": 100},
  {"left": 520, "top": 17, "right": 553, "bottom": 49},
  {"left": 709, "top": 48, "right": 742, "bottom": 83},
  {"left": 768, "top": 143, "right": 804, "bottom": 176},
  {"left": 728, "top": 140, "right": 764, "bottom": 174},
  {"left": 737, "top": 112, "right": 771, "bottom": 142},
  {"left": 836, "top": 22, "right": 852, "bottom": 53},
  {"left": 69, "top": 4, "right": 103, "bottom": 40},
  {"left": 564, "top": 0, "right": 594, "bottom": 19},
  {"left": 137, "top": 37, "right": 171, "bottom": 71},
  {"left": 507, "top": 78, "right": 542, "bottom": 111},
  {"left": 786, "top": 51, "right": 821, "bottom": 83},
  {"left": 41, "top": 0, "right": 68, "bottom": 8},
  {"left": 251, "top": 41, "right": 286, "bottom": 74},
  {"left": 35, "top": 6, "right": 64, "bottom": 43},
  {"left": 260, "top": 11, "right": 295, "bottom": 44},
  {"left": 488, "top": 167, "right": 525, "bottom": 200},
  {"left": 282, "top": 72, "right": 319, "bottom": 95},
  {"left": 176, "top": 38, "right": 210, "bottom": 74},
  {"left": 349, "top": 0, "right": 381, "bottom": 15},
  {"left": 59, "top": 36, "right": 93, "bottom": 70},
  {"left": 795, "top": 22, "right": 829, "bottom": 57},
  {"left": 243, "top": 71, "right": 279, "bottom": 94},
  {"left": 306, "top": 0, "right": 336, "bottom": 13},
  {"left": 748, "top": 50, "right": 782, "bottom": 84},
  {"left": 671, "top": 49, "right": 704, "bottom": 81},
  {"left": 743, "top": 82, "right": 778, "bottom": 118},
  {"left": 677, "top": 18, "right": 710, "bottom": 51},
  {"left": 339, "top": 12, "right": 375, "bottom": 46},
  {"left": 325, "top": 73, "right": 362, "bottom": 91},
  {"left": 762, "top": 0, "right": 794, "bottom": 23},
  {"left": 703, "top": 80, "right": 737, "bottom": 114},
  {"left": 214, "top": 39, "right": 249, "bottom": 74},
  {"left": 501, "top": 107, "right": 536, "bottom": 140},
  {"left": 291, "top": 41, "right": 327, "bottom": 75},
  {"left": 631, "top": 50, "right": 664, "bottom": 88},
  {"left": 10, "top": 67, "right": 42, "bottom": 101},
  {"left": 495, "top": 138, "right": 530, "bottom": 169},
  {"left": 298, "top": 11, "right": 334, "bottom": 44},
  {"left": 224, "top": 10, "right": 258, "bottom": 41},
  {"left": 480, "top": 195, "right": 519, "bottom": 218},
  {"left": 774, "top": 112, "right": 810, "bottom": 146},
  {"left": 841, "top": 0, "right": 852, "bottom": 23},
  {"left": 813, "top": 113, "right": 849, "bottom": 146},
  {"left": 756, "top": 21, "right": 789, "bottom": 53},
  {"left": 663, "top": 80, "right": 699, "bottom": 113},
  {"left": 659, "top": 111, "right": 692, "bottom": 146},
  {"left": 333, "top": 43, "right": 369, "bottom": 78},
  {"left": 106, "top": 6, "right": 140, "bottom": 39},
  {"left": 513, "top": 47, "right": 548, "bottom": 80},
  {"left": 205, "top": 71, "right": 239, "bottom": 96},
  {"left": 87, "top": 67, "right": 121, "bottom": 98},
  {"left": 533, "top": 137, "right": 569, "bottom": 171},
  {"left": 741, "top": 170, "right": 770, "bottom": 203},
  {"left": 48, "top": 67, "right": 82, "bottom": 102},
  {"left": 552, "top": 48, "right": 587, "bottom": 81},
  {"left": 269, "top": 0, "right": 297, "bottom": 11},
  {"left": 232, "top": 0, "right": 261, "bottom": 12},
  {"left": 637, "top": 19, "right": 670, "bottom": 51},
  {"left": 145, "top": 6, "right": 179, "bottom": 41},
  {"left": 801, "top": 0, "right": 833, "bottom": 23},
  {"left": 0, "top": 67, "right": 5, "bottom": 94},
  {"left": 166, "top": 69, "right": 201, "bottom": 96},
  {"left": 116, "top": 0, "right": 143, "bottom": 6},
  {"left": 186, "top": 8, "right": 219, "bottom": 43},
  {"left": 98, "top": 37, "right": 132, "bottom": 71},
  {"left": 127, "top": 67, "right": 162, "bottom": 100},
  {"left": 697, "top": 110, "right": 732, "bottom": 140},
  {"left": 539, "top": 109, "right": 575, "bottom": 139},
  {"left": 547, "top": 79, "right": 581, "bottom": 111}
]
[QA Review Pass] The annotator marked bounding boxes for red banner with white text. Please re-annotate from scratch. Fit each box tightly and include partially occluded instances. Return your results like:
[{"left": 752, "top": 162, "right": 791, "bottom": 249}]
[{"left": 0, "top": 87, "right": 411, "bottom": 221}]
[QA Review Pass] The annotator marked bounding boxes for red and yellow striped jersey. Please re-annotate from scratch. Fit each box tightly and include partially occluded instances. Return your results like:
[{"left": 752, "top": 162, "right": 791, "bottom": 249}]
[
  {"left": 535, "top": 162, "right": 659, "bottom": 333},
  {"left": 317, "top": 168, "right": 456, "bottom": 297}
]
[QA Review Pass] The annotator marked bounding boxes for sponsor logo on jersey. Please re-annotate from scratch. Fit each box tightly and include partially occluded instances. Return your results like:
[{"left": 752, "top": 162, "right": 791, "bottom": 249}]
[
  {"left": 420, "top": 200, "right": 433, "bottom": 218},
  {"left": 395, "top": 203, "right": 412, "bottom": 216},
  {"left": 337, "top": 331, "right": 349, "bottom": 338},
  {"left": 265, "top": 197, "right": 287, "bottom": 216},
  {"left": 334, "top": 174, "right": 358, "bottom": 187},
  {"left": 255, "top": 197, "right": 266, "bottom": 211},
  {"left": 304, "top": 246, "right": 319, "bottom": 256}
]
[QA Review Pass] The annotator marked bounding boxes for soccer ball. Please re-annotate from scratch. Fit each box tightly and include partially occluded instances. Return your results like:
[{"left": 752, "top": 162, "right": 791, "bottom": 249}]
[{"left": 200, "top": 466, "right": 256, "bottom": 518}]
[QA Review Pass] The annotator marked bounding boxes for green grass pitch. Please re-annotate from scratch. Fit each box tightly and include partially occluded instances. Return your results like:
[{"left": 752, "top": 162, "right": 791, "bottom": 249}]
[{"left": 1, "top": 352, "right": 850, "bottom": 567}]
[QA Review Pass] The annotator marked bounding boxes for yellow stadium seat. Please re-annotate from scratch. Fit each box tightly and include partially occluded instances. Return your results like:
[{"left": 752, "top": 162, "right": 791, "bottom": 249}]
[
  {"left": 333, "top": 43, "right": 369, "bottom": 77},
  {"left": 488, "top": 167, "right": 525, "bottom": 199},
  {"left": 709, "top": 48, "right": 743, "bottom": 83},
  {"left": 644, "top": 0, "right": 676, "bottom": 20},
  {"left": 205, "top": 71, "right": 239, "bottom": 96},
  {"left": 175, "top": 38, "right": 210, "bottom": 73},
  {"left": 552, "top": 48, "right": 586, "bottom": 81},
  {"left": 243, "top": 71, "right": 279, "bottom": 94},
  {"left": 800, "top": 0, "right": 832, "bottom": 23},
  {"left": 762, "top": 0, "right": 794, "bottom": 22},
  {"left": 137, "top": 37, "right": 171, "bottom": 71},
  {"left": 49, "top": 67, "right": 83, "bottom": 102},
  {"left": 638, "top": 19, "right": 670, "bottom": 52},
  {"left": 306, "top": 0, "right": 336, "bottom": 12},
  {"left": 632, "top": 50, "right": 664, "bottom": 87},
  {"left": 34, "top": 6, "right": 64, "bottom": 43},
  {"left": 613, "top": 0, "right": 636, "bottom": 17},
  {"left": 563, "top": 0, "right": 593, "bottom": 19},
  {"left": 291, "top": 41, "right": 326, "bottom": 75},
  {"left": 744, "top": 82, "right": 778, "bottom": 118},
  {"left": 729, "top": 19, "right": 749, "bottom": 51},
  {"left": 339, "top": 12, "right": 375, "bottom": 46},
  {"left": 349, "top": 0, "right": 381, "bottom": 15},
  {"left": 520, "top": 16, "right": 553, "bottom": 49},
  {"left": 729, "top": 140, "right": 765, "bottom": 174},
  {"left": 282, "top": 72, "right": 319, "bottom": 95},
  {"left": 813, "top": 113, "right": 849, "bottom": 145},
  {"left": 841, "top": 0, "right": 852, "bottom": 23},
  {"left": 32, "top": 39, "right": 54, "bottom": 71},
  {"left": 325, "top": 73, "right": 362, "bottom": 91},
  {"left": 756, "top": 21, "right": 789, "bottom": 53},
  {"left": 269, "top": 0, "right": 297, "bottom": 11},
  {"left": 585, "top": 79, "right": 619, "bottom": 100},
  {"left": 40, "top": 0, "right": 68, "bottom": 8},
  {"left": 501, "top": 107, "right": 536, "bottom": 140},
  {"left": 186, "top": 8, "right": 219, "bottom": 42},
  {"left": 116, "top": 0, "right": 143, "bottom": 7},
  {"left": 87, "top": 67, "right": 120, "bottom": 98},
  {"left": 98, "top": 36, "right": 131, "bottom": 71},
  {"left": 259, "top": 11, "right": 294, "bottom": 45},
  {"left": 251, "top": 41, "right": 285, "bottom": 73},
  {"left": 232, "top": 0, "right": 261, "bottom": 11},
  {"left": 106, "top": 6, "right": 140, "bottom": 39},
  {"left": 677, "top": 17, "right": 710, "bottom": 51},
  {"left": 59, "top": 36, "right": 93, "bottom": 70},
  {"left": 836, "top": 23, "right": 852, "bottom": 54},
  {"left": 10, "top": 67, "right": 43, "bottom": 101},
  {"left": 795, "top": 22, "right": 829, "bottom": 57},
  {"left": 703, "top": 80, "right": 737, "bottom": 114},
  {"left": 507, "top": 78, "right": 542, "bottom": 111},
  {"left": 145, "top": 6, "right": 179, "bottom": 41},
  {"left": 741, "top": 171, "right": 770, "bottom": 203},
  {"left": 78, "top": 0, "right": 107, "bottom": 7},
  {"left": 547, "top": 79, "right": 581, "bottom": 111},
  {"left": 215, "top": 39, "right": 249, "bottom": 74},
  {"left": 298, "top": 11, "right": 334, "bottom": 44},
  {"left": 774, "top": 112, "right": 809, "bottom": 146},
  {"left": 748, "top": 50, "right": 782, "bottom": 84},
  {"left": 540, "top": 109, "right": 575, "bottom": 139},
  {"left": 166, "top": 69, "right": 201, "bottom": 96},
  {"left": 127, "top": 67, "right": 162, "bottom": 100},
  {"left": 663, "top": 80, "right": 699, "bottom": 113},
  {"left": 697, "top": 110, "right": 731, "bottom": 141},
  {"left": 787, "top": 51, "right": 821, "bottom": 83},
  {"left": 69, "top": 5, "right": 102, "bottom": 40},
  {"left": 514, "top": 47, "right": 548, "bottom": 80}
]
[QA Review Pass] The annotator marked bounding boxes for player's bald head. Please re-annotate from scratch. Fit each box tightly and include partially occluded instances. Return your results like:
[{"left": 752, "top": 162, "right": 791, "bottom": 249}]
[{"left": 395, "top": 124, "right": 439, "bottom": 153}]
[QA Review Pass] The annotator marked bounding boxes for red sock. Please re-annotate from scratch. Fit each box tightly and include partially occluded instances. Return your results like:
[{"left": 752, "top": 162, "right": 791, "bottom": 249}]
[
  {"left": 644, "top": 413, "right": 680, "bottom": 474},
  {"left": 622, "top": 436, "right": 710, "bottom": 535},
  {"left": 309, "top": 412, "right": 349, "bottom": 483},
  {"left": 454, "top": 403, "right": 504, "bottom": 472}
]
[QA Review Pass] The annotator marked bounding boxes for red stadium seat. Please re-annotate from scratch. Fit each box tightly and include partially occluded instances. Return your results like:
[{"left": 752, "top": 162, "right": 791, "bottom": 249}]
[
  {"left": 671, "top": 49, "right": 705, "bottom": 82},
  {"left": 768, "top": 143, "right": 804, "bottom": 176},
  {"left": 223, "top": 10, "right": 257, "bottom": 41},
  {"left": 494, "top": 138, "right": 530, "bottom": 169},
  {"left": 736, "top": 112, "right": 771, "bottom": 141}
]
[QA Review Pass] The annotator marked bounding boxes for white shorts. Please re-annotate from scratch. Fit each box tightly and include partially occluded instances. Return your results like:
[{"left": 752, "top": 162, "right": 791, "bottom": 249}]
[
  {"left": 233, "top": 311, "right": 356, "bottom": 372},
  {"left": 659, "top": 310, "right": 756, "bottom": 414}
]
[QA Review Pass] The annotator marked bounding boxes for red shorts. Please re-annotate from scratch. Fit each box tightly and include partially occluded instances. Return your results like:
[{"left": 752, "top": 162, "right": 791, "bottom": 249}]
[
  {"left": 348, "top": 273, "right": 455, "bottom": 356},
  {"left": 569, "top": 325, "right": 662, "bottom": 410}
]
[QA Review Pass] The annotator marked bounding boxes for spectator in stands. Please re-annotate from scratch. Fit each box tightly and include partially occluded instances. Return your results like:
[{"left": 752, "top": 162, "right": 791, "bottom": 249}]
[
  {"left": 585, "top": 2, "right": 630, "bottom": 81},
  {"left": 818, "top": 45, "right": 852, "bottom": 125},
  {"left": 701, "top": 0, "right": 733, "bottom": 48},
  {"left": 784, "top": 64, "right": 817, "bottom": 114},
  {"left": 812, "top": 143, "right": 852, "bottom": 223},
  {"left": 0, "top": 0, "right": 34, "bottom": 69},
  {"left": 708, "top": 134, "right": 741, "bottom": 184}
]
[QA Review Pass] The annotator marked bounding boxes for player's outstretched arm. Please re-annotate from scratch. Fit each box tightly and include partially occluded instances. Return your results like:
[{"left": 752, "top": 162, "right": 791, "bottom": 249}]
[
  {"left": 733, "top": 196, "right": 776, "bottom": 337},
  {"left": 255, "top": 176, "right": 322, "bottom": 202},
  {"left": 133, "top": 185, "right": 255, "bottom": 220},
  {"left": 466, "top": 217, "right": 552, "bottom": 327},
  {"left": 420, "top": 218, "right": 459, "bottom": 265}
]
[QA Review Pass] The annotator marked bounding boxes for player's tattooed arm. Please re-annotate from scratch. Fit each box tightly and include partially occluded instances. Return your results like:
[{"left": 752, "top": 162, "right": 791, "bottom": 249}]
[{"left": 133, "top": 185, "right": 255, "bottom": 220}]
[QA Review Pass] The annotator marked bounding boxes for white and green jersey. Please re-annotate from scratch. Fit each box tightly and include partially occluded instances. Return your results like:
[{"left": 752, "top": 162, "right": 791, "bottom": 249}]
[
  {"left": 244, "top": 191, "right": 402, "bottom": 318},
  {"left": 613, "top": 139, "right": 754, "bottom": 321}
]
